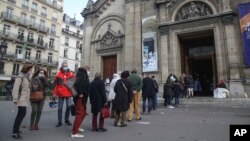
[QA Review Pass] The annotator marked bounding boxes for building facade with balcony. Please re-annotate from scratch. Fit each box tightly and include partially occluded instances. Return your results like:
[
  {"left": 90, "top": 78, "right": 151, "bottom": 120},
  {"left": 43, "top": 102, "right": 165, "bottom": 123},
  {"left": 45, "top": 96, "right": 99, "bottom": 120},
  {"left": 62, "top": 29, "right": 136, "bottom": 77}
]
[
  {"left": 0, "top": 0, "right": 63, "bottom": 84},
  {"left": 59, "top": 14, "right": 83, "bottom": 72}
]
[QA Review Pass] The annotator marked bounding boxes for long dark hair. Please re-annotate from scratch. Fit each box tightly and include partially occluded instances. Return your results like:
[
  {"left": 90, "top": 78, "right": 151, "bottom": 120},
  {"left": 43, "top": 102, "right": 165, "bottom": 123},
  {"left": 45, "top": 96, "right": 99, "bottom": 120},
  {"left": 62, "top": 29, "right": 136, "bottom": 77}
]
[{"left": 32, "top": 68, "right": 48, "bottom": 78}]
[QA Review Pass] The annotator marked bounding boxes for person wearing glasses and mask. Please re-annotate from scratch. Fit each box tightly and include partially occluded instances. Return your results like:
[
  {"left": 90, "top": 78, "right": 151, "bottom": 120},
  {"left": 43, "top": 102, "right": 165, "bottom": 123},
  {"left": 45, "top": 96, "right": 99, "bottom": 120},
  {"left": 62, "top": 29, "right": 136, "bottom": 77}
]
[{"left": 53, "top": 62, "right": 74, "bottom": 127}]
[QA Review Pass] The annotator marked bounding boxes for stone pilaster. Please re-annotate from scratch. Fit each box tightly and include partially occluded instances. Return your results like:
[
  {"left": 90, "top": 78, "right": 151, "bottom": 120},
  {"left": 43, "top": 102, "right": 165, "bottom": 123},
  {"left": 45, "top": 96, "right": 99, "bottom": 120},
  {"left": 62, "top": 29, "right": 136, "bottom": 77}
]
[
  {"left": 159, "top": 30, "right": 169, "bottom": 82},
  {"left": 222, "top": 15, "right": 246, "bottom": 97}
]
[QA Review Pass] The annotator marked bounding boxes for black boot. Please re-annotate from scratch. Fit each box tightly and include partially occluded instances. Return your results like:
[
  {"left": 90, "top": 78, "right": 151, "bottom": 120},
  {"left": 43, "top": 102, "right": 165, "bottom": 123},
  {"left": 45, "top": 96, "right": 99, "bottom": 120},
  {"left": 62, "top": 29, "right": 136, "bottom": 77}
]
[
  {"left": 56, "top": 122, "right": 62, "bottom": 127},
  {"left": 12, "top": 133, "right": 23, "bottom": 140}
]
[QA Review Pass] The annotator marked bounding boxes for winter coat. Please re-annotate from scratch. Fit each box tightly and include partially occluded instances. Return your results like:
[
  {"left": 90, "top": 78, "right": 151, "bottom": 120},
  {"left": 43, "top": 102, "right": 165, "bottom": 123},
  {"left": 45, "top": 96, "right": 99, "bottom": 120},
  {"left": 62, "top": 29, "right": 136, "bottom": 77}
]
[
  {"left": 53, "top": 70, "right": 74, "bottom": 97},
  {"left": 89, "top": 78, "right": 107, "bottom": 114},
  {"left": 172, "top": 82, "right": 180, "bottom": 96},
  {"left": 108, "top": 74, "right": 120, "bottom": 100},
  {"left": 31, "top": 76, "right": 48, "bottom": 101},
  {"left": 187, "top": 77, "right": 194, "bottom": 88},
  {"left": 163, "top": 79, "right": 173, "bottom": 98},
  {"left": 128, "top": 73, "right": 142, "bottom": 92},
  {"left": 12, "top": 73, "right": 32, "bottom": 107},
  {"left": 113, "top": 78, "right": 132, "bottom": 112},
  {"left": 142, "top": 77, "right": 155, "bottom": 98},
  {"left": 73, "top": 68, "right": 90, "bottom": 104}
]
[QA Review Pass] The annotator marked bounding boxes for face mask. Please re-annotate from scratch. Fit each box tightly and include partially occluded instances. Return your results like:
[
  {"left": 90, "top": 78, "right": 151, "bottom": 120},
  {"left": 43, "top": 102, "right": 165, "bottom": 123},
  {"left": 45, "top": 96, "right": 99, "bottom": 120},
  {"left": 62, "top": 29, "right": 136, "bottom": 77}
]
[
  {"left": 63, "top": 67, "right": 68, "bottom": 71},
  {"left": 87, "top": 71, "right": 90, "bottom": 76},
  {"left": 39, "top": 74, "right": 44, "bottom": 77}
]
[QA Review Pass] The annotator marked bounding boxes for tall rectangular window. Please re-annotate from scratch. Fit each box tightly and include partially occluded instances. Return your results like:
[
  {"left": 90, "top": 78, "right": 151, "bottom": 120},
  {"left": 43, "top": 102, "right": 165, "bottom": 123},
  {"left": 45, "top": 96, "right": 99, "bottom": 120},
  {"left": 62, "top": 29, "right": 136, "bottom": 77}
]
[
  {"left": 75, "top": 63, "right": 78, "bottom": 72},
  {"left": 27, "top": 31, "right": 33, "bottom": 41},
  {"left": 32, "top": 3, "right": 37, "bottom": 10},
  {"left": 12, "top": 63, "right": 20, "bottom": 75},
  {"left": 41, "top": 7, "right": 47, "bottom": 17},
  {"left": 48, "top": 53, "right": 53, "bottom": 63},
  {"left": 3, "top": 24, "right": 10, "bottom": 36},
  {"left": 38, "top": 35, "right": 43, "bottom": 45},
  {"left": 64, "top": 49, "right": 68, "bottom": 58},
  {"left": 51, "top": 24, "right": 56, "bottom": 35},
  {"left": 75, "top": 52, "right": 79, "bottom": 60},
  {"left": 23, "top": 0, "right": 29, "bottom": 6},
  {"left": 25, "top": 48, "right": 31, "bottom": 59},
  {"left": 18, "top": 29, "right": 24, "bottom": 40},
  {"left": 49, "top": 38, "right": 54, "bottom": 48},
  {"left": 36, "top": 50, "right": 41, "bottom": 60},
  {"left": 15, "top": 46, "right": 22, "bottom": 55},
  {"left": 76, "top": 41, "right": 80, "bottom": 48},
  {"left": 20, "top": 13, "right": 26, "bottom": 24},
  {"left": 65, "top": 37, "right": 69, "bottom": 46},
  {"left": 6, "top": 8, "right": 13, "bottom": 18},
  {"left": 30, "top": 16, "right": 36, "bottom": 26}
]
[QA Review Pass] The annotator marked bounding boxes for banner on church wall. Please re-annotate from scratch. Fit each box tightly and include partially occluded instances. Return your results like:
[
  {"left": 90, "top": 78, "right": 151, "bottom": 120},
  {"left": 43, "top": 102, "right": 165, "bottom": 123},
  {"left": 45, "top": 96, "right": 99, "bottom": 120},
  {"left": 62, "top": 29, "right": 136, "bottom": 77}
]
[
  {"left": 238, "top": 2, "right": 250, "bottom": 66},
  {"left": 142, "top": 37, "right": 158, "bottom": 72}
]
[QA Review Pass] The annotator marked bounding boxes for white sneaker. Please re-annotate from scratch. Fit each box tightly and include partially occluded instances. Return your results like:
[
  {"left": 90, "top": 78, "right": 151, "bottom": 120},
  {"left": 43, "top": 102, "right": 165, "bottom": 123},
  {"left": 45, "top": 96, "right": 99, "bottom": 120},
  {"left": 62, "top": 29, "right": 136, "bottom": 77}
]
[
  {"left": 78, "top": 128, "right": 84, "bottom": 133},
  {"left": 167, "top": 105, "right": 175, "bottom": 109},
  {"left": 71, "top": 133, "right": 84, "bottom": 138}
]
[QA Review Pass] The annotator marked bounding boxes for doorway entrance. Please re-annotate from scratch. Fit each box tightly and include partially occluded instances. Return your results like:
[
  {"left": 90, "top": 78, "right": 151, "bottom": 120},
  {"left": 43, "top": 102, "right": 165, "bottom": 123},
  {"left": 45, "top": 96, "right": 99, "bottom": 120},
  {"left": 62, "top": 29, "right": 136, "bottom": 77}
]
[
  {"left": 102, "top": 55, "right": 117, "bottom": 80},
  {"left": 179, "top": 30, "right": 217, "bottom": 96}
]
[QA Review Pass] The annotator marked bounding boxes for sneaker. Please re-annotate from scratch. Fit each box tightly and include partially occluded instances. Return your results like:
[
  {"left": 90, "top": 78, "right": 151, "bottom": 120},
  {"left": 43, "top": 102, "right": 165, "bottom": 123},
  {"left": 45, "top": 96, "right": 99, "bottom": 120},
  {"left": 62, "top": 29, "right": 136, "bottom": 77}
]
[
  {"left": 120, "top": 124, "right": 127, "bottom": 127},
  {"left": 127, "top": 119, "right": 132, "bottom": 122},
  {"left": 78, "top": 128, "right": 84, "bottom": 133},
  {"left": 136, "top": 117, "right": 142, "bottom": 120},
  {"left": 71, "top": 133, "right": 84, "bottom": 138},
  {"left": 12, "top": 133, "right": 23, "bottom": 140},
  {"left": 167, "top": 105, "right": 175, "bottom": 109}
]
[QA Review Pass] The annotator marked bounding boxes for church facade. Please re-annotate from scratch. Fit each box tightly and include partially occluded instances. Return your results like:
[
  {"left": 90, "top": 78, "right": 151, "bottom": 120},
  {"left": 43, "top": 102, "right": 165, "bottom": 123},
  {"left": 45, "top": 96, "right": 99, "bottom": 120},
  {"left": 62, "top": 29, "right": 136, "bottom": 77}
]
[{"left": 81, "top": 0, "right": 250, "bottom": 97}]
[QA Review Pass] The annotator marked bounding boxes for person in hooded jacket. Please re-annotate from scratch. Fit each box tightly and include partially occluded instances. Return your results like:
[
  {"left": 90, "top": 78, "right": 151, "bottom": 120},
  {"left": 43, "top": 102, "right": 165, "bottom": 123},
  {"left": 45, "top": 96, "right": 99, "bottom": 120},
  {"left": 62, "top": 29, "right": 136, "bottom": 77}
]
[
  {"left": 71, "top": 68, "right": 90, "bottom": 138},
  {"left": 113, "top": 71, "right": 132, "bottom": 127},
  {"left": 108, "top": 73, "right": 121, "bottom": 118},
  {"left": 53, "top": 62, "right": 74, "bottom": 127}
]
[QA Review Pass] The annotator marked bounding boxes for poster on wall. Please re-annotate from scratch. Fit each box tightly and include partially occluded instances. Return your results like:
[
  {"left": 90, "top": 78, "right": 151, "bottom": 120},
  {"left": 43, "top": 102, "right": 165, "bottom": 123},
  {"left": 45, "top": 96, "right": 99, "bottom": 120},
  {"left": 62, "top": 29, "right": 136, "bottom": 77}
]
[
  {"left": 238, "top": 2, "right": 250, "bottom": 66},
  {"left": 142, "top": 38, "right": 158, "bottom": 72}
]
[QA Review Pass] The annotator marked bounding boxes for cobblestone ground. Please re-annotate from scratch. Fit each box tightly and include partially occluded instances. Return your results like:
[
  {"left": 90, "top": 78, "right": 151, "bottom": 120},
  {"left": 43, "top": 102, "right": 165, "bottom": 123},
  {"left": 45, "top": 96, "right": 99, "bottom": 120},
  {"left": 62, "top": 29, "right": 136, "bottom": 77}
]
[{"left": 0, "top": 100, "right": 249, "bottom": 141}]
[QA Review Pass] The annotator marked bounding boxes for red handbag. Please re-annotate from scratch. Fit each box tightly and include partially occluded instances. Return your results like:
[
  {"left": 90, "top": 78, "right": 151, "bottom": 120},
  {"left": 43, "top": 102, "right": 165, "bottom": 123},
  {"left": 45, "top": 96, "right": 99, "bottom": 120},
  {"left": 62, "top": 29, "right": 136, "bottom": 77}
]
[{"left": 100, "top": 105, "right": 110, "bottom": 118}]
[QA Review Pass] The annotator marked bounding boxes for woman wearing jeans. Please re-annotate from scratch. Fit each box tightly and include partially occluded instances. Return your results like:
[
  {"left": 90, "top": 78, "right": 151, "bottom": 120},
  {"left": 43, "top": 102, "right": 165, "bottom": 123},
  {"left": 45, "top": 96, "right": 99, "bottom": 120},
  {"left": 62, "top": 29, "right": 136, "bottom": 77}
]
[
  {"left": 71, "top": 68, "right": 90, "bottom": 138},
  {"left": 30, "top": 69, "right": 48, "bottom": 130},
  {"left": 12, "top": 64, "right": 33, "bottom": 140}
]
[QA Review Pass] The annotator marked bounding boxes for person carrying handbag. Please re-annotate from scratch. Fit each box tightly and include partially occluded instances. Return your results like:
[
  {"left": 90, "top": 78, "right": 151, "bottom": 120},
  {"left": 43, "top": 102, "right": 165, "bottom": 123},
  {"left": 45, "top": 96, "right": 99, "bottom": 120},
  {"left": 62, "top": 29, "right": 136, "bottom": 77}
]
[
  {"left": 12, "top": 64, "right": 33, "bottom": 140},
  {"left": 29, "top": 68, "right": 48, "bottom": 131}
]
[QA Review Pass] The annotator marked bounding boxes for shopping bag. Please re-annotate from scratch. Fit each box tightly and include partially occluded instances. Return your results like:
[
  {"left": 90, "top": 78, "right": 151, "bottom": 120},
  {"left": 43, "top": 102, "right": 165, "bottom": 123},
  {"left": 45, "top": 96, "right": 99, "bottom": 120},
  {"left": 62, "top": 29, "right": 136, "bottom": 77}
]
[{"left": 100, "top": 105, "right": 110, "bottom": 118}]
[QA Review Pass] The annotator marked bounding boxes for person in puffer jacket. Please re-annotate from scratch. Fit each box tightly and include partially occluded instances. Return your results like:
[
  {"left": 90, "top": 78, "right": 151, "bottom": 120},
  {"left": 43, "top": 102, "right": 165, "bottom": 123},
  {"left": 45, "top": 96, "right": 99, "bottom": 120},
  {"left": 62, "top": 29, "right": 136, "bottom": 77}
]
[{"left": 53, "top": 62, "right": 74, "bottom": 127}]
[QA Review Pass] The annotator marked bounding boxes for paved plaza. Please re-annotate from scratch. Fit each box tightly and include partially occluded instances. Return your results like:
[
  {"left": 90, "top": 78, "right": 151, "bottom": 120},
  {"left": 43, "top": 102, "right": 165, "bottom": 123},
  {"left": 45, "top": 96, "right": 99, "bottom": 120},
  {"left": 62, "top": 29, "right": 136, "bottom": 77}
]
[{"left": 0, "top": 100, "right": 250, "bottom": 141}]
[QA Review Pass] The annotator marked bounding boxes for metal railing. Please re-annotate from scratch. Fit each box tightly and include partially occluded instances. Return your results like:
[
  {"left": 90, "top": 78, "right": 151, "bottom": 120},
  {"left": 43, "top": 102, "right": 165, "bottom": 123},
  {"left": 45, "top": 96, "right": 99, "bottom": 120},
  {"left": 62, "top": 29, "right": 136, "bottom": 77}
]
[
  {"left": 0, "top": 12, "right": 48, "bottom": 33},
  {"left": 3, "top": 53, "right": 58, "bottom": 67},
  {"left": 0, "top": 30, "right": 48, "bottom": 49},
  {"left": 38, "top": 0, "right": 63, "bottom": 11},
  {"left": 62, "top": 28, "right": 83, "bottom": 39}
]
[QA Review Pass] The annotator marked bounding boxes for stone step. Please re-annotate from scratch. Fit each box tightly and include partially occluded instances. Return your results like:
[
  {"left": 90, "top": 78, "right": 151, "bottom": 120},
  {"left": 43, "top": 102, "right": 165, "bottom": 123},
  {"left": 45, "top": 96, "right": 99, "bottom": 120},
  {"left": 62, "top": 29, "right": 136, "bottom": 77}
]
[{"left": 157, "top": 97, "right": 250, "bottom": 107}]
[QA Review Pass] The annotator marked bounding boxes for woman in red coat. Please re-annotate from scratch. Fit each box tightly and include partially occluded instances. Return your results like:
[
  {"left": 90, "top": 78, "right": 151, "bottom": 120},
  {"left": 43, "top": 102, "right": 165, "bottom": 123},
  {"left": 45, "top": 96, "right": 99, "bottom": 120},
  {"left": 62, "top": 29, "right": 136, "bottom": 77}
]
[{"left": 53, "top": 62, "right": 74, "bottom": 127}]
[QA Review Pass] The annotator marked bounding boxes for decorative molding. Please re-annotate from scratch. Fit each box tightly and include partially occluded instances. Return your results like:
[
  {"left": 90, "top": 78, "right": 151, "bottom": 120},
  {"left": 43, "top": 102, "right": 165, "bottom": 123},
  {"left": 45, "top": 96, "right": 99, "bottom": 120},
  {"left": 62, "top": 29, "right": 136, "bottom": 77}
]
[
  {"left": 175, "top": 1, "right": 213, "bottom": 21},
  {"left": 221, "top": 15, "right": 234, "bottom": 25}
]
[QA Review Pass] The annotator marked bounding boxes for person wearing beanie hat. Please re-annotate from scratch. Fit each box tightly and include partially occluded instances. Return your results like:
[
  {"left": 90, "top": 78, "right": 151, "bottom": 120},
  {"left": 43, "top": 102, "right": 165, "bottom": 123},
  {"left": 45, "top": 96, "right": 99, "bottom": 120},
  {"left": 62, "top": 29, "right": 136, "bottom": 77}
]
[
  {"left": 12, "top": 64, "right": 33, "bottom": 140},
  {"left": 53, "top": 62, "right": 74, "bottom": 127}
]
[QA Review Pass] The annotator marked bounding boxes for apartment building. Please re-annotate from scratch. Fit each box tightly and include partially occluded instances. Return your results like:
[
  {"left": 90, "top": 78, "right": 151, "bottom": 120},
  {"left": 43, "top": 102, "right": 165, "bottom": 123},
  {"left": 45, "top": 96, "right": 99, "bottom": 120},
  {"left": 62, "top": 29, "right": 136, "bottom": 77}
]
[
  {"left": 0, "top": 0, "right": 63, "bottom": 84},
  {"left": 59, "top": 14, "right": 83, "bottom": 72}
]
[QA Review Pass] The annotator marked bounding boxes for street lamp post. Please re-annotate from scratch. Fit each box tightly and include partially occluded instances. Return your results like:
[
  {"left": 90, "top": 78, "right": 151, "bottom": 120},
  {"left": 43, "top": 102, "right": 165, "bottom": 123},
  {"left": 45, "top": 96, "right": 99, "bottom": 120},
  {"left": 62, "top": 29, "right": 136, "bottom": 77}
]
[{"left": 0, "top": 44, "right": 8, "bottom": 74}]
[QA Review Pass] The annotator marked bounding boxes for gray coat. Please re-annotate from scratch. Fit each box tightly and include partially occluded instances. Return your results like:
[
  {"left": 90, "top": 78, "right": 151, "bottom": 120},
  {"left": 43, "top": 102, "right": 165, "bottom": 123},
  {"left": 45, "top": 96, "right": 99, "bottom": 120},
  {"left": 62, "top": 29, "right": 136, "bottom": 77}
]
[{"left": 12, "top": 74, "right": 32, "bottom": 107}]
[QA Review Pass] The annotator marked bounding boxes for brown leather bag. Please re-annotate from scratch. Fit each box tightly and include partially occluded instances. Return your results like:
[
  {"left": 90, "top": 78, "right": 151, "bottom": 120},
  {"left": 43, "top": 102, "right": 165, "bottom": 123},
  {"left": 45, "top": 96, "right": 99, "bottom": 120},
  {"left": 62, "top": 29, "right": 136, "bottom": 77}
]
[{"left": 30, "top": 91, "right": 43, "bottom": 102}]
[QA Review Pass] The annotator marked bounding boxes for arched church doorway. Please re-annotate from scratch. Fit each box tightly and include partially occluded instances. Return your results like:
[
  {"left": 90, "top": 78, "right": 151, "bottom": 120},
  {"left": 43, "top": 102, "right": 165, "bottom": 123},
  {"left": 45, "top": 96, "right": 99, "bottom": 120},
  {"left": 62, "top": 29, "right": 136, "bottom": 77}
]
[
  {"left": 179, "top": 30, "right": 217, "bottom": 96},
  {"left": 102, "top": 55, "right": 117, "bottom": 80}
]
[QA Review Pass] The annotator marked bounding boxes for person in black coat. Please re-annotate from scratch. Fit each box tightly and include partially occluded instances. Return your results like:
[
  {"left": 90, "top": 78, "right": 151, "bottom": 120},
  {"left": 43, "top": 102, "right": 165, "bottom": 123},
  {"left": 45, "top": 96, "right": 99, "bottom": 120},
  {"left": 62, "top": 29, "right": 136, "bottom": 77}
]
[
  {"left": 142, "top": 73, "right": 155, "bottom": 114},
  {"left": 113, "top": 71, "right": 132, "bottom": 127},
  {"left": 89, "top": 72, "right": 107, "bottom": 132},
  {"left": 71, "top": 68, "right": 89, "bottom": 138}
]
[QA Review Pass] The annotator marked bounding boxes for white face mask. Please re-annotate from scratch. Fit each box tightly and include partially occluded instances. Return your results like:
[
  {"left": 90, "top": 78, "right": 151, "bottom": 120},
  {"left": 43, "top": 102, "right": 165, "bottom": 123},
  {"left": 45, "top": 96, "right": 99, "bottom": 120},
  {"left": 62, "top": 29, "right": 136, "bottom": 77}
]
[
  {"left": 87, "top": 71, "right": 90, "bottom": 76},
  {"left": 39, "top": 74, "right": 44, "bottom": 77}
]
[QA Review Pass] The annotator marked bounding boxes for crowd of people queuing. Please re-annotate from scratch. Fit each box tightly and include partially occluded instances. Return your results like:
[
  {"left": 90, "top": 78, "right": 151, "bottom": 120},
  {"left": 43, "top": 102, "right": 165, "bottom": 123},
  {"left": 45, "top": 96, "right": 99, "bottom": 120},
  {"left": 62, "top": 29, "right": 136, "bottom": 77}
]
[{"left": 8, "top": 62, "right": 229, "bottom": 140}]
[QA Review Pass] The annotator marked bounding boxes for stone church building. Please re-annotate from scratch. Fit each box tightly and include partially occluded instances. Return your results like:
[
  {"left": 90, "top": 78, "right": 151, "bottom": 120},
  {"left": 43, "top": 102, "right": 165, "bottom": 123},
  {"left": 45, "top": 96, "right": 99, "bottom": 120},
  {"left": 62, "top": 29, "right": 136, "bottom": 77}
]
[{"left": 81, "top": 0, "right": 250, "bottom": 97}]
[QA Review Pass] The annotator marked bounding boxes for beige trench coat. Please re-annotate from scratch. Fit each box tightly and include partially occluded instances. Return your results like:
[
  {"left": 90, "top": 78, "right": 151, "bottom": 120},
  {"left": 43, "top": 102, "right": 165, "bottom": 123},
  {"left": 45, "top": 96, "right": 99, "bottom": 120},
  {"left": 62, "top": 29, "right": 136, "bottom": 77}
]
[{"left": 12, "top": 74, "right": 32, "bottom": 107}]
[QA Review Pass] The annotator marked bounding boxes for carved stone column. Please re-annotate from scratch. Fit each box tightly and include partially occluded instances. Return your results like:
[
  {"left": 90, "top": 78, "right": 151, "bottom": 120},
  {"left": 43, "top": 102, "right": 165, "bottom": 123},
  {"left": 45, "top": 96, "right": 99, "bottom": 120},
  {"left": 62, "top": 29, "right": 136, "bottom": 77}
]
[
  {"left": 221, "top": 15, "right": 246, "bottom": 97},
  {"left": 159, "top": 28, "right": 169, "bottom": 82}
]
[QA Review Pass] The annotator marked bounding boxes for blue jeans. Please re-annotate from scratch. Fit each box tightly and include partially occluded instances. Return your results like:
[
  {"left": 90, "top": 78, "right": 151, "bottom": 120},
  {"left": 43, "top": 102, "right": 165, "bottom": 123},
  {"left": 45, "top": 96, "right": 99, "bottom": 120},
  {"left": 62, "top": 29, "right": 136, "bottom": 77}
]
[
  {"left": 166, "top": 95, "right": 173, "bottom": 106},
  {"left": 58, "top": 97, "right": 71, "bottom": 123},
  {"left": 152, "top": 94, "right": 157, "bottom": 109},
  {"left": 174, "top": 95, "right": 180, "bottom": 105},
  {"left": 142, "top": 97, "right": 152, "bottom": 113}
]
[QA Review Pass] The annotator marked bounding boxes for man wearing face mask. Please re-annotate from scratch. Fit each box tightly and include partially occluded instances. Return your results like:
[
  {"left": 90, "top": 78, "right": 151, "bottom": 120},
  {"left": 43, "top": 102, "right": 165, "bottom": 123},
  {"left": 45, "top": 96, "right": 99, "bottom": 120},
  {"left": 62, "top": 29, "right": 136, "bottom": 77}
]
[{"left": 53, "top": 62, "right": 74, "bottom": 127}]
